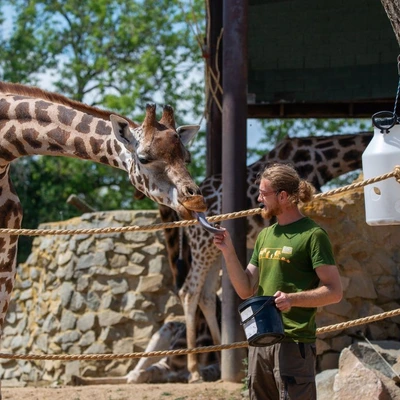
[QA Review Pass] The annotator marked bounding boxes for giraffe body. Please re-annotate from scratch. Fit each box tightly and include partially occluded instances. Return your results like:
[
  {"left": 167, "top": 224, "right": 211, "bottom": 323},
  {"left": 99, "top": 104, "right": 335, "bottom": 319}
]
[{"left": 0, "top": 82, "right": 206, "bottom": 394}]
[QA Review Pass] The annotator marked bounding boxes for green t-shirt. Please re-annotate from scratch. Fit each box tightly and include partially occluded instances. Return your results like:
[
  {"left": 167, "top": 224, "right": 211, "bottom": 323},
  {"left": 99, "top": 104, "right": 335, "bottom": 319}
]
[{"left": 250, "top": 217, "right": 335, "bottom": 342}]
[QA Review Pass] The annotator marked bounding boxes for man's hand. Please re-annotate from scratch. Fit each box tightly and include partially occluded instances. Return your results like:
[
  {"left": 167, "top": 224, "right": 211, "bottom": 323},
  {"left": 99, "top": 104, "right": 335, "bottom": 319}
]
[
  {"left": 213, "top": 228, "right": 231, "bottom": 252},
  {"left": 274, "top": 290, "right": 292, "bottom": 312}
]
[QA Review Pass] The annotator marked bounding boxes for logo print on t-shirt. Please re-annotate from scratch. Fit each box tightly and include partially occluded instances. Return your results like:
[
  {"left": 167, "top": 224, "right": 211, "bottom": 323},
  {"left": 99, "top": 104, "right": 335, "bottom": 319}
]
[{"left": 259, "top": 247, "right": 291, "bottom": 263}]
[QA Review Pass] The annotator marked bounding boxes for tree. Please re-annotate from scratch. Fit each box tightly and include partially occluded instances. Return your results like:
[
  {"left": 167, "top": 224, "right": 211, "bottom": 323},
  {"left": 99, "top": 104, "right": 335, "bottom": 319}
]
[{"left": 0, "top": 0, "right": 205, "bottom": 116}]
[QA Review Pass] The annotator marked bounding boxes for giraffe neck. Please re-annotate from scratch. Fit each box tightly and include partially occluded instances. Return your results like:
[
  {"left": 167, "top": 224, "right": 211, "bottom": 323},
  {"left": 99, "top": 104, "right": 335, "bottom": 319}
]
[{"left": 0, "top": 93, "right": 132, "bottom": 171}]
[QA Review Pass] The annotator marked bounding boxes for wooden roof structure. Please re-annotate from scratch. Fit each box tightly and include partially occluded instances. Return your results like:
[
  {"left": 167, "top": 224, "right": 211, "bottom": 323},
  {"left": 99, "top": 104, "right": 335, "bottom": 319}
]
[{"left": 247, "top": 0, "right": 399, "bottom": 118}]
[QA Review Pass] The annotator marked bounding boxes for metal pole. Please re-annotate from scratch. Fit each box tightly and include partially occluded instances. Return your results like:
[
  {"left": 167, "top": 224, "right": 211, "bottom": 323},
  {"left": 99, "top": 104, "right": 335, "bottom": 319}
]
[
  {"left": 221, "top": 0, "right": 248, "bottom": 382},
  {"left": 206, "top": 0, "right": 223, "bottom": 177}
]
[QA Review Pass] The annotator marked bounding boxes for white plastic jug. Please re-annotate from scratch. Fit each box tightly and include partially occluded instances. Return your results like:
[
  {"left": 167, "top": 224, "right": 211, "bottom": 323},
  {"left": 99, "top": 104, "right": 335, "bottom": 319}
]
[{"left": 362, "top": 124, "right": 400, "bottom": 225}]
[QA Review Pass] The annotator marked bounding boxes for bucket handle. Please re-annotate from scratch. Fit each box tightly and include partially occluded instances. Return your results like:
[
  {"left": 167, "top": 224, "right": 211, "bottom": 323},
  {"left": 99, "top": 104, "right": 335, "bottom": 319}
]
[{"left": 240, "top": 296, "right": 276, "bottom": 325}]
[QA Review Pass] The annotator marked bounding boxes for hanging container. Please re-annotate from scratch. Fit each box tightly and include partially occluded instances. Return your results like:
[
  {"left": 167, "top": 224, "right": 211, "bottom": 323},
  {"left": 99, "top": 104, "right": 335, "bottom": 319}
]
[{"left": 362, "top": 123, "right": 400, "bottom": 226}]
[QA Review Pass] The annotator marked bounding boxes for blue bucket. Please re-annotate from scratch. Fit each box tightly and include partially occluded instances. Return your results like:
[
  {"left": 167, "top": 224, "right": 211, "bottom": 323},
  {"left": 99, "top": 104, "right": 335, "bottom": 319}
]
[{"left": 238, "top": 296, "right": 285, "bottom": 347}]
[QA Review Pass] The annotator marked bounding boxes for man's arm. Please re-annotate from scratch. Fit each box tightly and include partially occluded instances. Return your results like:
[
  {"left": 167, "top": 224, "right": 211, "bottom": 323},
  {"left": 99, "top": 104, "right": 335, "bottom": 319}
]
[
  {"left": 213, "top": 229, "right": 259, "bottom": 299},
  {"left": 274, "top": 264, "right": 343, "bottom": 312}
]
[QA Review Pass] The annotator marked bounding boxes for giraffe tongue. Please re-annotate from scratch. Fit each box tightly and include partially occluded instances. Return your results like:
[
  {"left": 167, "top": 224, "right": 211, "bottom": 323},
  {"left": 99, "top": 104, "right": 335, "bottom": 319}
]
[{"left": 194, "top": 212, "right": 225, "bottom": 234}]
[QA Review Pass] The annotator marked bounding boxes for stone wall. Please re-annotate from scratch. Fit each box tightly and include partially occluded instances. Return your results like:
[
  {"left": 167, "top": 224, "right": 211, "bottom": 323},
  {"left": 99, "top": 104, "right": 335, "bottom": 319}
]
[
  {"left": 1, "top": 186, "right": 400, "bottom": 385},
  {"left": 0, "top": 210, "right": 183, "bottom": 386}
]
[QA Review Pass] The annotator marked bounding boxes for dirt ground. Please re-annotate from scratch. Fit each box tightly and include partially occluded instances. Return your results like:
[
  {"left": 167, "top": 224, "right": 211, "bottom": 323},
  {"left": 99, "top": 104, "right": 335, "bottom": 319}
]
[{"left": 2, "top": 381, "right": 245, "bottom": 400}]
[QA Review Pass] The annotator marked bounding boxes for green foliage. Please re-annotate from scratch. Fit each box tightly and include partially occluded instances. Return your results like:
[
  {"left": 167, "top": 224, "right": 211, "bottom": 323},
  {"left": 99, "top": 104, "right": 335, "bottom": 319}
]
[{"left": 0, "top": 0, "right": 205, "bottom": 118}]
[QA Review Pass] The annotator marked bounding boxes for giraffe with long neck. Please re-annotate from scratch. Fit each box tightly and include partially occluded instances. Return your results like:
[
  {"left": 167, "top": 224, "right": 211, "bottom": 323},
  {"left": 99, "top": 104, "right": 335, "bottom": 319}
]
[
  {"left": 0, "top": 81, "right": 207, "bottom": 394},
  {"left": 172, "top": 131, "right": 373, "bottom": 382}
]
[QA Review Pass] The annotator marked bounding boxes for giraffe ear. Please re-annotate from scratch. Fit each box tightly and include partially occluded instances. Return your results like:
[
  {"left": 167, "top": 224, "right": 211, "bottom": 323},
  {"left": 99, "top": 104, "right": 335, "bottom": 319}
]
[
  {"left": 176, "top": 125, "right": 200, "bottom": 147},
  {"left": 110, "top": 114, "right": 135, "bottom": 147}
]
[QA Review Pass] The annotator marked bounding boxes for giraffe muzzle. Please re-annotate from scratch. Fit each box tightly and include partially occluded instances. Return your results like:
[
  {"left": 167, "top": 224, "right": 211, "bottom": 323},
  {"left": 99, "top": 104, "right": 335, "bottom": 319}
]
[{"left": 181, "top": 195, "right": 207, "bottom": 213}]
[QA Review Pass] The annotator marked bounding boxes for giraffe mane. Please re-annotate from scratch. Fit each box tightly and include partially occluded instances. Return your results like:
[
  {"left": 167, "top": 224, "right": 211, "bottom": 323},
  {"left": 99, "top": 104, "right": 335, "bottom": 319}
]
[{"left": 0, "top": 81, "right": 138, "bottom": 128}]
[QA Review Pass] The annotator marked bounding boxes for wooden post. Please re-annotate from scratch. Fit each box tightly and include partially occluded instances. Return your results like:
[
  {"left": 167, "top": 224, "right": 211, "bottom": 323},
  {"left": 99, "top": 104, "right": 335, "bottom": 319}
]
[
  {"left": 205, "top": 1, "right": 223, "bottom": 177},
  {"left": 221, "top": 0, "right": 248, "bottom": 383}
]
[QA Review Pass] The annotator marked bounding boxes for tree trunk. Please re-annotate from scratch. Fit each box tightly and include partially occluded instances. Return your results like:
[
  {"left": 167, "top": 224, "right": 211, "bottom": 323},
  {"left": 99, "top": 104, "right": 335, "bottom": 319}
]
[{"left": 381, "top": 0, "right": 400, "bottom": 46}]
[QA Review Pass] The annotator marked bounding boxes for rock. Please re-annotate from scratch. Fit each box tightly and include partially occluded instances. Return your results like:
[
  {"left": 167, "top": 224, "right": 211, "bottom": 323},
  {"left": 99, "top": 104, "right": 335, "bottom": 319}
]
[
  {"left": 316, "top": 368, "right": 337, "bottom": 400},
  {"left": 333, "top": 348, "right": 391, "bottom": 400}
]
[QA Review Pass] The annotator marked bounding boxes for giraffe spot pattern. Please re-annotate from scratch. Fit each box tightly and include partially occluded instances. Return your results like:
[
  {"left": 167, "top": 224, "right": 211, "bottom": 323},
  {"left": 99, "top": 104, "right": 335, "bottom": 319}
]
[
  {"left": 4, "top": 126, "right": 29, "bottom": 156},
  {"left": 35, "top": 100, "right": 52, "bottom": 126},
  {"left": 75, "top": 114, "right": 94, "bottom": 134},
  {"left": 14, "top": 102, "right": 31, "bottom": 121},
  {"left": 0, "top": 200, "right": 22, "bottom": 230},
  {"left": 316, "top": 165, "right": 333, "bottom": 183},
  {"left": 296, "top": 164, "right": 314, "bottom": 180},
  {"left": 338, "top": 137, "right": 357, "bottom": 148},
  {"left": 0, "top": 145, "right": 14, "bottom": 162},
  {"left": 315, "top": 152, "right": 323, "bottom": 164},
  {"left": 95, "top": 120, "right": 112, "bottom": 135},
  {"left": 89, "top": 136, "right": 104, "bottom": 155},
  {"left": 22, "top": 128, "right": 42, "bottom": 150},
  {"left": 277, "top": 142, "right": 294, "bottom": 160},
  {"left": 47, "top": 126, "right": 70, "bottom": 147},
  {"left": 322, "top": 148, "right": 340, "bottom": 160},
  {"left": 57, "top": 105, "right": 77, "bottom": 127},
  {"left": 99, "top": 156, "right": 110, "bottom": 165},
  {"left": 0, "top": 98, "right": 11, "bottom": 119},
  {"left": 343, "top": 149, "right": 361, "bottom": 162},
  {"left": 135, "top": 175, "right": 143, "bottom": 187},
  {"left": 106, "top": 139, "right": 113, "bottom": 156},
  {"left": 73, "top": 137, "right": 90, "bottom": 159},
  {"left": 114, "top": 141, "right": 122, "bottom": 155},
  {"left": 48, "top": 143, "right": 65, "bottom": 153},
  {"left": 293, "top": 149, "right": 312, "bottom": 163}
]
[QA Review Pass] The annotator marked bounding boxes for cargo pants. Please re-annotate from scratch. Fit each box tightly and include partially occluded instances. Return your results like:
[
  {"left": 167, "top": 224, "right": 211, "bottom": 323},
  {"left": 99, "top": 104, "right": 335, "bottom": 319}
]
[{"left": 247, "top": 341, "right": 317, "bottom": 400}]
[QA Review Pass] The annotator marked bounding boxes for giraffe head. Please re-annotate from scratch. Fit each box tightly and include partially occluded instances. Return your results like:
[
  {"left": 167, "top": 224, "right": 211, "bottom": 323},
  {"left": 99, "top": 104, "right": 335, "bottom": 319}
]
[{"left": 110, "top": 104, "right": 206, "bottom": 220}]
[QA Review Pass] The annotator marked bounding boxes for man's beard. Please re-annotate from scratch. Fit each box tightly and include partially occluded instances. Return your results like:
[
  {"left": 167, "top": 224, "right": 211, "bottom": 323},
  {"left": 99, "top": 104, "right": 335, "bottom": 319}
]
[{"left": 261, "top": 203, "right": 282, "bottom": 220}]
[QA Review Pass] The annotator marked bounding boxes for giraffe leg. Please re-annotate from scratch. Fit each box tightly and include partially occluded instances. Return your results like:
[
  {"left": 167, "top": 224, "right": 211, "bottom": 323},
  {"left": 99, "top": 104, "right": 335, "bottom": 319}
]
[
  {"left": 180, "top": 226, "right": 224, "bottom": 383},
  {"left": 198, "top": 261, "right": 222, "bottom": 350},
  {"left": 126, "top": 320, "right": 185, "bottom": 383},
  {"left": 180, "top": 287, "right": 202, "bottom": 383}
]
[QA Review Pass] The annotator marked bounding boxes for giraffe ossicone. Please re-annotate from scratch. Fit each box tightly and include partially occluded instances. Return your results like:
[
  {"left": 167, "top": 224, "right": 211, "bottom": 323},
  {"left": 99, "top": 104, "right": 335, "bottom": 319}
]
[{"left": 0, "top": 81, "right": 207, "bottom": 397}]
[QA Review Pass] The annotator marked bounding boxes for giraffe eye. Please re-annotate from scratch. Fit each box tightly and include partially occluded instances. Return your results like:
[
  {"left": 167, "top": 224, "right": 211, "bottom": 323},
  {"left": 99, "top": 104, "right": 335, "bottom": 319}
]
[{"left": 138, "top": 157, "right": 151, "bottom": 165}]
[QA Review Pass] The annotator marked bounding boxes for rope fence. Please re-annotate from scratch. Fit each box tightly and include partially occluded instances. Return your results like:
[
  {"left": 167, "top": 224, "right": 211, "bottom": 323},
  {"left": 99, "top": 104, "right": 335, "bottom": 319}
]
[
  {"left": 1, "top": 166, "right": 400, "bottom": 237},
  {"left": 0, "top": 167, "right": 399, "bottom": 362},
  {"left": 1, "top": 307, "right": 400, "bottom": 361}
]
